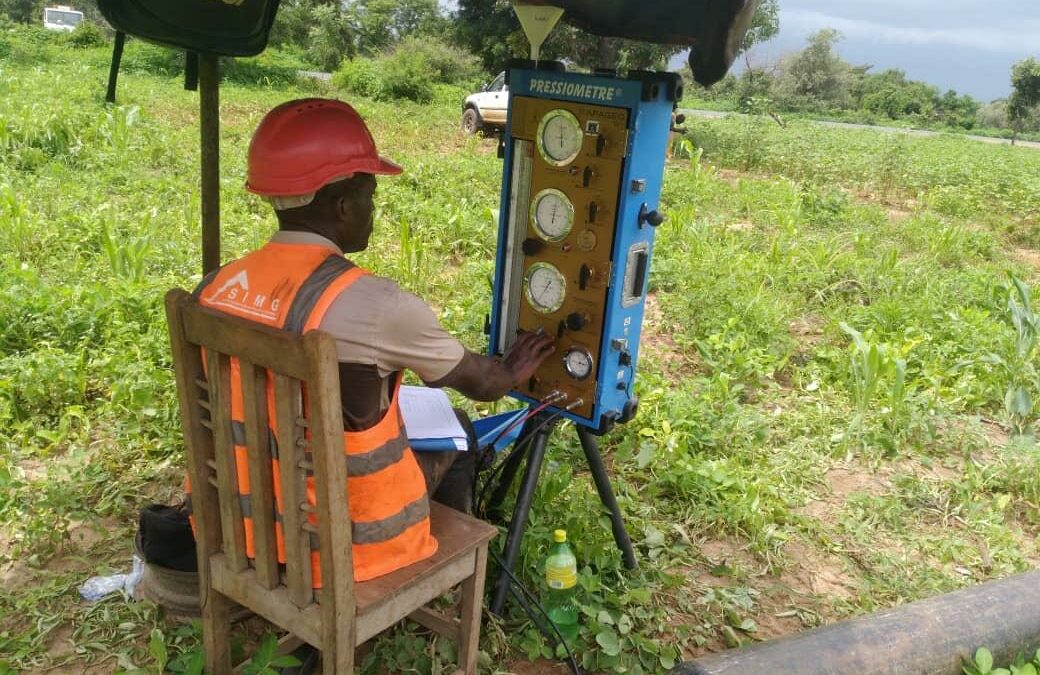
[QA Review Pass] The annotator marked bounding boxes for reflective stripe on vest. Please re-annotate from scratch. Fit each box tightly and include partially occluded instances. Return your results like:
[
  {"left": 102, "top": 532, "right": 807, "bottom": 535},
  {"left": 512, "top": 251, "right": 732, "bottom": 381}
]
[{"left": 189, "top": 241, "right": 438, "bottom": 585}]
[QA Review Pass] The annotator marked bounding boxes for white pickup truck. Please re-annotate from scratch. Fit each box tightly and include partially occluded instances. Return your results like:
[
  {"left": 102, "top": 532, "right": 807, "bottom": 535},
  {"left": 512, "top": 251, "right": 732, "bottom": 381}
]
[{"left": 461, "top": 71, "right": 508, "bottom": 135}]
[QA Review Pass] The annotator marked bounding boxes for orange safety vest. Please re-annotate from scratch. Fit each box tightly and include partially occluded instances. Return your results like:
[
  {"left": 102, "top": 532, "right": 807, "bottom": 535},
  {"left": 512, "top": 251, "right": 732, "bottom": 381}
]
[{"left": 189, "top": 241, "right": 438, "bottom": 584}]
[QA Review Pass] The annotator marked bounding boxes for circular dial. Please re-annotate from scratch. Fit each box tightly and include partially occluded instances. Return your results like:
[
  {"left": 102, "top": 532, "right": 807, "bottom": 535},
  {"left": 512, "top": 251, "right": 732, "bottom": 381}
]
[
  {"left": 576, "top": 229, "right": 597, "bottom": 251},
  {"left": 564, "top": 347, "right": 594, "bottom": 380},
  {"left": 524, "top": 262, "right": 567, "bottom": 315},
  {"left": 531, "top": 189, "right": 574, "bottom": 241},
  {"left": 537, "top": 109, "right": 583, "bottom": 166}
]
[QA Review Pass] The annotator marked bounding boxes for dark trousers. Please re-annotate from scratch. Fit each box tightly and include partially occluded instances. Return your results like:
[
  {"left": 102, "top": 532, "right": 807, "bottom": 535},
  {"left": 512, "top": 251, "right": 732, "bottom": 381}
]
[{"left": 412, "top": 409, "right": 479, "bottom": 514}]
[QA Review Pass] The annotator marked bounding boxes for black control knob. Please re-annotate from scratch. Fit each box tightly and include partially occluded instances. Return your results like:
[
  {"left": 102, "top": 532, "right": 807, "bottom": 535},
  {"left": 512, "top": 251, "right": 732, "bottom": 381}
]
[
  {"left": 638, "top": 202, "right": 665, "bottom": 228},
  {"left": 521, "top": 238, "right": 544, "bottom": 256},
  {"left": 566, "top": 312, "right": 587, "bottom": 331},
  {"left": 579, "top": 264, "right": 592, "bottom": 290}
]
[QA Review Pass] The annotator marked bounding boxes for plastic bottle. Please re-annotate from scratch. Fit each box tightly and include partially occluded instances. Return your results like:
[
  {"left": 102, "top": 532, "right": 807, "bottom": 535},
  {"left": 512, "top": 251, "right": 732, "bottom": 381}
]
[{"left": 544, "top": 529, "right": 579, "bottom": 644}]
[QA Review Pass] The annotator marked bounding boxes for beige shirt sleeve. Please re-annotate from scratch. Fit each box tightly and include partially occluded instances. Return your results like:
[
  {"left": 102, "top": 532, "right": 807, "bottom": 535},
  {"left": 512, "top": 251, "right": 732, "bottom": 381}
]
[{"left": 317, "top": 274, "right": 466, "bottom": 383}]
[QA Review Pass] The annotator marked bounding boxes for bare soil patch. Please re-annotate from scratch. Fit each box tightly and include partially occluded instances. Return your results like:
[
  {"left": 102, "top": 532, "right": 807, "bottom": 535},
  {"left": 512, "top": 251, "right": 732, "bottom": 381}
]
[
  {"left": 798, "top": 463, "right": 889, "bottom": 523},
  {"left": 641, "top": 293, "right": 701, "bottom": 377},
  {"left": 1013, "top": 247, "right": 1040, "bottom": 272}
]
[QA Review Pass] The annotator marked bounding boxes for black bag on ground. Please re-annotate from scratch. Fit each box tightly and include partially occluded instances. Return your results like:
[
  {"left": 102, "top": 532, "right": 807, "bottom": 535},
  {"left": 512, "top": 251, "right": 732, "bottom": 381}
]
[{"left": 137, "top": 503, "right": 197, "bottom": 573}]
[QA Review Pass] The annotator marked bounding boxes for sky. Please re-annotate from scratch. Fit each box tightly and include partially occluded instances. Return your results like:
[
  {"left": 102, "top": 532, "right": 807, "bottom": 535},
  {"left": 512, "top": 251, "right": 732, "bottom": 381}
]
[{"left": 708, "top": 0, "right": 1040, "bottom": 101}]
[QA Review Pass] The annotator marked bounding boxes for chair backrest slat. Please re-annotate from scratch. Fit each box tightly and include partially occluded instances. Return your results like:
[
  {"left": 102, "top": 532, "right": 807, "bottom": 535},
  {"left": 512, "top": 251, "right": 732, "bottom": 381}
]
[
  {"left": 302, "top": 334, "right": 357, "bottom": 660},
  {"left": 205, "top": 348, "right": 250, "bottom": 573},
  {"left": 240, "top": 358, "right": 279, "bottom": 590},
  {"left": 274, "top": 372, "right": 315, "bottom": 607},
  {"left": 181, "top": 302, "right": 312, "bottom": 380},
  {"left": 166, "top": 296, "right": 223, "bottom": 571}
]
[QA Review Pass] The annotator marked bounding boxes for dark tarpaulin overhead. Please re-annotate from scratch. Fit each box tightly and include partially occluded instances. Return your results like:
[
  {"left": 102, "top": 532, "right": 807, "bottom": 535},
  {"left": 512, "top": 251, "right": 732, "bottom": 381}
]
[
  {"left": 98, "top": 0, "right": 757, "bottom": 86},
  {"left": 531, "top": 0, "right": 759, "bottom": 86}
]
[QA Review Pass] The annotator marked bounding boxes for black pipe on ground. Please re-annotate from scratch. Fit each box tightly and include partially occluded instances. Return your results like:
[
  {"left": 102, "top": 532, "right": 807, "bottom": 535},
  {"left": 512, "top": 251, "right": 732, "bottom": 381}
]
[{"left": 674, "top": 570, "right": 1040, "bottom": 675}]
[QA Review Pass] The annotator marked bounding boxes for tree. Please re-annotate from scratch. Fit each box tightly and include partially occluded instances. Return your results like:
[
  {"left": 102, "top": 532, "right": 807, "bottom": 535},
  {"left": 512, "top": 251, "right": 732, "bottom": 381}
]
[
  {"left": 354, "top": 0, "right": 441, "bottom": 55},
  {"left": 2, "top": 0, "right": 43, "bottom": 24},
  {"left": 936, "top": 89, "right": 979, "bottom": 130},
  {"left": 306, "top": 4, "right": 357, "bottom": 72},
  {"left": 1008, "top": 57, "right": 1040, "bottom": 141},
  {"left": 738, "top": 0, "right": 778, "bottom": 85},
  {"left": 740, "top": 0, "right": 779, "bottom": 55},
  {"left": 774, "top": 29, "right": 854, "bottom": 111},
  {"left": 858, "top": 69, "right": 937, "bottom": 119},
  {"left": 453, "top": 0, "right": 516, "bottom": 71}
]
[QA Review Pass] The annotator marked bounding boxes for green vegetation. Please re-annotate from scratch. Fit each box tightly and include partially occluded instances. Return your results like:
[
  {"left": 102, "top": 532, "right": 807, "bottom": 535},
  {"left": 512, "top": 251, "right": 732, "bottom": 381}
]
[
  {"left": 686, "top": 31, "right": 1040, "bottom": 143},
  {"left": 2, "top": 25, "right": 1040, "bottom": 675},
  {"left": 964, "top": 647, "right": 1040, "bottom": 675}
]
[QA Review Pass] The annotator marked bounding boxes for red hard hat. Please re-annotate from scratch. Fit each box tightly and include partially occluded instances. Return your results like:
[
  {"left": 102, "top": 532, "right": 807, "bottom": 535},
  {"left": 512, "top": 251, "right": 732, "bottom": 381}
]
[{"left": 246, "top": 98, "right": 402, "bottom": 197}]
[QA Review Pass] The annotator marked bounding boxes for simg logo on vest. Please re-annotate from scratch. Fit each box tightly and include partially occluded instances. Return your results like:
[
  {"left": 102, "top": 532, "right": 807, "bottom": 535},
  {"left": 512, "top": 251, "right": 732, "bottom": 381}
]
[{"left": 205, "top": 271, "right": 283, "bottom": 321}]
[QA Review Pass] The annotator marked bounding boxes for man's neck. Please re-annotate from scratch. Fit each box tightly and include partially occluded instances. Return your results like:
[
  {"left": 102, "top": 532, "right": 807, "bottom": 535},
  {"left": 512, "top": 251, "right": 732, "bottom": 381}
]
[{"left": 271, "top": 229, "right": 344, "bottom": 255}]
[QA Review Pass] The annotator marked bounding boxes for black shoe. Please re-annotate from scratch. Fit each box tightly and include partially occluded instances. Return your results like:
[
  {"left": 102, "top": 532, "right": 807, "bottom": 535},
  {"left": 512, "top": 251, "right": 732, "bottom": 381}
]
[{"left": 278, "top": 643, "right": 320, "bottom": 675}]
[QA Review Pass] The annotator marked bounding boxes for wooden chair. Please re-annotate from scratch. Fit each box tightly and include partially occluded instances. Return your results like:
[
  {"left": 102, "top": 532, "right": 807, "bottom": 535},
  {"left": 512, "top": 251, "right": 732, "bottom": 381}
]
[{"left": 164, "top": 289, "right": 498, "bottom": 674}]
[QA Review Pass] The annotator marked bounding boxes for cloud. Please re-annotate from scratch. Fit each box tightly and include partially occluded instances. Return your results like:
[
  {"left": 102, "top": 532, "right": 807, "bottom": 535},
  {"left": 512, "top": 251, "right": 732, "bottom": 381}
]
[{"left": 785, "top": 9, "right": 1039, "bottom": 55}]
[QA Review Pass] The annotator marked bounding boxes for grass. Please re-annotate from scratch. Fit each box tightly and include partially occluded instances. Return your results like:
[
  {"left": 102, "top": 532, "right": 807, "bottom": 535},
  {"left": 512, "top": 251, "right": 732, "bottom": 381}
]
[{"left": 2, "top": 27, "right": 1040, "bottom": 674}]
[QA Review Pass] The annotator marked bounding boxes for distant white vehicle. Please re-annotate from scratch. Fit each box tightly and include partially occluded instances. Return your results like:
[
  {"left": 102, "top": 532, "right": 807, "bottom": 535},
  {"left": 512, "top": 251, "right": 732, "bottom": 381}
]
[
  {"left": 461, "top": 71, "right": 509, "bottom": 135},
  {"left": 43, "top": 6, "right": 84, "bottom": 32}
]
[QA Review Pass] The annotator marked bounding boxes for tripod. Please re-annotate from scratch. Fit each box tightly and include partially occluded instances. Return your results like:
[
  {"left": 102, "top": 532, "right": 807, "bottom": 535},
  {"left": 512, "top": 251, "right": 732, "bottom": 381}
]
[{"left": 485, "top": 412, "right": 638, "bottom": 615}]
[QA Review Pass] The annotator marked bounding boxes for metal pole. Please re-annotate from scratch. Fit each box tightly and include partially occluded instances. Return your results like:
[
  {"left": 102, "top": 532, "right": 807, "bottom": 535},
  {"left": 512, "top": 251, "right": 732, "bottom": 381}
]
[
  {"left": 105, "top": 31, "right": 125, "bottom": 104},
  {"left": 199, "top": 54, "right": 221, "bottom": 275},
  {"left": 490, "top": 415, "right": 557, "bottom": 615},
  {"left": 674, "top": 569, "right": 1040, "bottom": 675},
  {"left": 576, "top": 425, "right": 637, "bottom": 570}
]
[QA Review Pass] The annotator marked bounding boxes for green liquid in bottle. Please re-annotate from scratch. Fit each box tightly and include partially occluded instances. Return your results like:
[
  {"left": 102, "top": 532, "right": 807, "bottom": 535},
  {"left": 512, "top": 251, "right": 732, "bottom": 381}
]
[{"left": 544, "top": 529, "right": 579, "bottom": 643}]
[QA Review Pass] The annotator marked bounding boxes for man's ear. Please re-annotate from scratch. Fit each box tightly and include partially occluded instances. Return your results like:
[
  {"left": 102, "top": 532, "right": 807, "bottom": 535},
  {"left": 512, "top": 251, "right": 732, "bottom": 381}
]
[{"left": 334, "top": 195, "right": 351, "bottom": 220}]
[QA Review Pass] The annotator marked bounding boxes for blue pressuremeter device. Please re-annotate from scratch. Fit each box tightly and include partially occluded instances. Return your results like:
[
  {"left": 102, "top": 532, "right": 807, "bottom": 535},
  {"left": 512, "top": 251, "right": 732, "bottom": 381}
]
[{"left": 488, "top": 64, "right": 681, "bottom": 433}]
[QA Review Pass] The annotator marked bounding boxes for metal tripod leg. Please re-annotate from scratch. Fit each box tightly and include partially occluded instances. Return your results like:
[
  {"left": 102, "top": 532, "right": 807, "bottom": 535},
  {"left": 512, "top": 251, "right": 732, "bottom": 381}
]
[
  {"left": 484, "top": 418, "right": 535, "bottom": 524},
  {"left": 489, "top": 415, "right": 556, "bottom": 615},
  {"left": 577, "top": 425, "right": 638, "bottom": 570}
]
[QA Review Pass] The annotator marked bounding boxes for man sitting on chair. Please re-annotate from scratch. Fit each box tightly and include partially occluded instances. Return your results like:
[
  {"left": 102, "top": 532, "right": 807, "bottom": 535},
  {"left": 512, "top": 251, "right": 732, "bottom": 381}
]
[{"left": 192, "top": 98, "right": 555, "bottom": 582}]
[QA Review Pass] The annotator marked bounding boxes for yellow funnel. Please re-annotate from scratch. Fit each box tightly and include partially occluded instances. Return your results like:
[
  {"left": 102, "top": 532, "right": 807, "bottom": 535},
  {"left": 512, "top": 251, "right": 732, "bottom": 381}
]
[{"left": 513, "top": 3, "right": 564, "bottom": 62}]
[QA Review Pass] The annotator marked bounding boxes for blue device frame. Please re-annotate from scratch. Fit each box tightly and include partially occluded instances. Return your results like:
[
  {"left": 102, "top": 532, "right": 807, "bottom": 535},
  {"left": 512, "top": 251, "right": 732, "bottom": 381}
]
[{"left": 488, "top": 66, "right": 678, "bottom": 433}]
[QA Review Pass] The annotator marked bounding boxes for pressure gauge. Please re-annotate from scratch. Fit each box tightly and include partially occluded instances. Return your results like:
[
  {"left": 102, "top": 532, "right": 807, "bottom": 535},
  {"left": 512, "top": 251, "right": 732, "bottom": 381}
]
[
  {"left": 576, "top": 229, "right": 597, "bottom": 251},
  {"left": 531, "top": 189, "right": 574, "bottom": 241},
  {"left": 564, "top": 347, "right": 594, "bottom": 380},
  {"left": 524, "top": 262, "right": 567, "bottom": 315},
  {"left": 537, "top": 109, "right": 583, "bottom": 166}
]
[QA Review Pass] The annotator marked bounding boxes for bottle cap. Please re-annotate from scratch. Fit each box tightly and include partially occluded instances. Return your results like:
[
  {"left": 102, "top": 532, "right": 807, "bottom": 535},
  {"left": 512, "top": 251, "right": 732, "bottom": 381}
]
[{"left": 554, "top": 529, "right": 567, "bottom": 543}]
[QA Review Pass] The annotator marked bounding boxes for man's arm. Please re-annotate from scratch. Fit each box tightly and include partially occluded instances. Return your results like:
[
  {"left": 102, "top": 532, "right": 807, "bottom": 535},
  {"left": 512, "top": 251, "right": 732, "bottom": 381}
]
[{"left": 428, "top": 330, "right": 555, "bottom": 401}]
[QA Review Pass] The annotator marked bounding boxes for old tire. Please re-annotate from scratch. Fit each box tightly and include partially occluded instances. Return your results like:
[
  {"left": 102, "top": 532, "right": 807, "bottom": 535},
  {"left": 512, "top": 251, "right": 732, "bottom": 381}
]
[{"left": 461, "top": 108, "right": 482, "bottom": 135}]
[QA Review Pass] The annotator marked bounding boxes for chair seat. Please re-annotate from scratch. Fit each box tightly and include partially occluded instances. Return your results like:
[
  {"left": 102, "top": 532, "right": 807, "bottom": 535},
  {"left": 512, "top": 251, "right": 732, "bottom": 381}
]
[{"left": 351, "top": 503, "right": 497, "bottom": 643}]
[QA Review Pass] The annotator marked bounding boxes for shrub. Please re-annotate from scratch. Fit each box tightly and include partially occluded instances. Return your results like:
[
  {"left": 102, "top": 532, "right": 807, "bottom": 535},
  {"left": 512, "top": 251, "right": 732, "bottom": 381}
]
[
  {"left": 396, "top": 35, "right": 483, "bottom": 85},
  {"left": 65, "top": 21, "right": 106, "bottom": 48},
  {"left": 118, "top": 40, "right": 183, "bottom": 77},
  {"left": 377, "top": 49, "right": 434, "bottom": 103},
  {"left": 977, "top": 100, "right": 1009, "bottom": 129},
  {"left": 223, "top": 48, "right": 308, "bottom": 87},
  {"left": 333, "top": 58, "right": 383, "bottom": 99}
]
